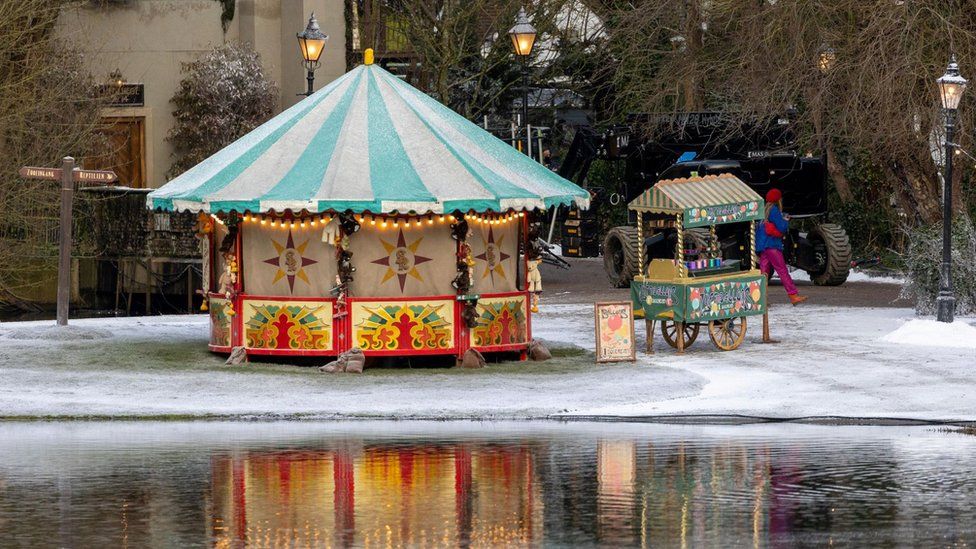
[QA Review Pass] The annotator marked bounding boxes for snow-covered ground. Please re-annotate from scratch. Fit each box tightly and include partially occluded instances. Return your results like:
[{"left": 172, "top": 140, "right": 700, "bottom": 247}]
[
  {"left": 0, "top": 303, "right": 973, "bottom": 422},
  {"left": 790, "top": 268, "right": 905, "bottom": 285}
]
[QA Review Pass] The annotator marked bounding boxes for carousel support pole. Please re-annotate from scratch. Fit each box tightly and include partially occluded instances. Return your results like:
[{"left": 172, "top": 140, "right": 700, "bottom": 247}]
[
  {"left": 546, "top": 206, "right": 558, "bottom": 244},
  {"left": 55, "top": 156, "right": 75, "bottom": 326}
]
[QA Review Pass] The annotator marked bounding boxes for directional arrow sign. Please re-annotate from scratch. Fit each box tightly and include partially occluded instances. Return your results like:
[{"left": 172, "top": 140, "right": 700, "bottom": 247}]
[
  {"left": 19, "top": 166, "right": 118, "bottom": 184},
  {"left": 18, "top": 166, "right": 62, "bottom": 180},
  {"left": 73, "top": 169, "right": 118, "bottom": 183}
]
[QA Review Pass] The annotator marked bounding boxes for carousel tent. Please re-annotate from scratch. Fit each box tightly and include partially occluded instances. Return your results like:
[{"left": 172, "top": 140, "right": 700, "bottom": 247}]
[
  {"left": 148, "top": 61, "right": 589, "bottom": 215},
  {"left": 147, "top": 53, "right": 588, "bottom": 360}
]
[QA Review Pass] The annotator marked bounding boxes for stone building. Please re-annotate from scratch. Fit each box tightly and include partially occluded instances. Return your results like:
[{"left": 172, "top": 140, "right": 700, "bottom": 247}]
[
  {"left": 55, "top": 0, "right": 346, "bottom": 191},
  {"left": 35, "top": 1, "right": 347, "bottom": 314}
]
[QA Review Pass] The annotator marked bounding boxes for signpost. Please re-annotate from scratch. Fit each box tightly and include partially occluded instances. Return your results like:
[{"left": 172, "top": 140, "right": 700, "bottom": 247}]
[{"left": 18, "top": 157, "right": 117, "bottom": 326}]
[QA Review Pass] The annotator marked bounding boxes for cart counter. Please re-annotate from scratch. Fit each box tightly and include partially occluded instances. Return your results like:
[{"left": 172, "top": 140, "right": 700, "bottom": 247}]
[{"left": 631, "top": 272, "right": 767, "bottom": 323}]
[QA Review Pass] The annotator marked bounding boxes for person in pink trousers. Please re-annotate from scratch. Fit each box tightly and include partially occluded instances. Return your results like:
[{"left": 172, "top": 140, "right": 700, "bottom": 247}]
[{"left": 755, "top": 188, "right": 808, "bottom": 305}]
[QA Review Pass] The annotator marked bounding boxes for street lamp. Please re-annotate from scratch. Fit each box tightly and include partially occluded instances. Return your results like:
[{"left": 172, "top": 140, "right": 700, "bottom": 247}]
[
  {"left": 936, "top": 55, "right": 967, "bottom": 323},
  {"left": 297, "top": 13, "right": 328, "bottom": 97},
  {"left": 817, "top": 44, "right": 836, "bottom": 74},
  {"left": 509, "top": 7, "right": 536, "bottom": 153}
]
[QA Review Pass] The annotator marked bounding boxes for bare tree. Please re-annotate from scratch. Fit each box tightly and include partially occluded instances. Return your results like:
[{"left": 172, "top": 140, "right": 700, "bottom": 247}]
[
  {"left": 356, "top": 0, "right": 588, "bottom": 120},
  {"left": 603, "top": 0, "right": 976, "bottom": 224},
  {"left": 0, "top": 0, "right": 112, "bottom": 311}
]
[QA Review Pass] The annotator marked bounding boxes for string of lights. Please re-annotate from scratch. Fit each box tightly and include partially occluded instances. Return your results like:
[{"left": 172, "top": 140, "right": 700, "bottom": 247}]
[{"left": 211, "top": 211, "right": 528, "bottom": 230}]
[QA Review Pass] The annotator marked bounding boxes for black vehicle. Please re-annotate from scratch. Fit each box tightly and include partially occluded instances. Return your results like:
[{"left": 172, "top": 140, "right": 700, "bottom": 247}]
[{"left": 557, "top": 112, "right": 851, "bottom": 287}]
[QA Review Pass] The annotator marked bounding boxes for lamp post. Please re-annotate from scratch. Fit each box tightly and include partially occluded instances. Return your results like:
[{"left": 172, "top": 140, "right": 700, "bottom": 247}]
[
  {"left": 297, "top": 13, "right": 328, "bottom": 97},
  {"left": 509, "top": 7, "right": 536, "bottom": 154},
  {"left": 936, "top": 55, "right": 967, "bottom": 323},
  {"left": 817, "top": 43, "right": 836, "bottom": 74}
]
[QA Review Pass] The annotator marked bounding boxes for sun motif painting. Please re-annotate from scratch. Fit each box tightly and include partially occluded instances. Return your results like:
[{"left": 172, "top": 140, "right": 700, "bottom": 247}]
[
  {"left": 474, "top": 227, "right": 511, "bottom": 286},
  {"left": 371, "top": 229, "right": 432, "bottom": 292},
  {"left": 262, "top": 230, "right": 318, "bottom": 293},
  {"left": 147, "top": 50, "right": 589, "bottom": 361}
]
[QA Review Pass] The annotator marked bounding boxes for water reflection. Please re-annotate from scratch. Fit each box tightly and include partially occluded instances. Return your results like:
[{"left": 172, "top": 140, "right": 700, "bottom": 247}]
[
  {"left": 2, "top": 422, "right": 976, "bottom": 547},
  {"left": 209, "top": 445, "right": 541, "bottom": 547}
]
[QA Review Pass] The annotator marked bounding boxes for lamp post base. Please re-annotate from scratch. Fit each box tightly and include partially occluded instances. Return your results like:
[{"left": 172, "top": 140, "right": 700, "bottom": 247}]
[{"left": 936, "top": 294, "right": 955, "bottom": 323}]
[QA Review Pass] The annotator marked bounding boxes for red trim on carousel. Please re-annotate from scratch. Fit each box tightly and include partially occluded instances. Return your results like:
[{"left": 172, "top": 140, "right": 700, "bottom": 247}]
[{"left": 207, "top": 290, "right": 532, "bottom": 359}]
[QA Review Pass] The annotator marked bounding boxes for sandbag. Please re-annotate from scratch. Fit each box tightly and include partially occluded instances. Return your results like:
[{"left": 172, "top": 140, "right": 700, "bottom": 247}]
[
  {"left": 528, "top": 339, "right": 551, "bottom": 361},
  {"left": 343, "top": 348, "right": 366, "bottom": 374},
  {"left": 319, "top": 360, "right": 344, "bottom": 373},
  {"left": 459, "top": 348, "right": 486, "bottom": 369},
  {"left": 225, "top": 346, "right": 248, "bottom": 365}
]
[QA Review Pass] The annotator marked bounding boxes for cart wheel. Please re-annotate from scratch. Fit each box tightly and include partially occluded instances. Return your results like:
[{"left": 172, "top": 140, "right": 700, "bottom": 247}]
[
  {"left": 661, "top": 320, "right": 700, "bottom": 349},
  {"left": 708, "top": 318, "right": 747, "bottom": 351}
]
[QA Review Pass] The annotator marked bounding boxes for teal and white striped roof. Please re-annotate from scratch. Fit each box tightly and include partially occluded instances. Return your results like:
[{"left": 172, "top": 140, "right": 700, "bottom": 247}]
[{"left": 148, "top": 63, "right": 589, "bottom": 215}]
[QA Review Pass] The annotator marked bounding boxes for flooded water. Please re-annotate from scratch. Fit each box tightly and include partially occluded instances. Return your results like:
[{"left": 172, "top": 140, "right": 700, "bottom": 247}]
[{"left": 1, "top": 421, "right": 975, "bottom": 548}]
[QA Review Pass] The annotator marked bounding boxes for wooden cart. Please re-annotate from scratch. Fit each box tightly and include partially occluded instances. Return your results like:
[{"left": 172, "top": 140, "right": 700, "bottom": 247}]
[{"left": 629, "top": 174, "right": 767, "bottom": 352}]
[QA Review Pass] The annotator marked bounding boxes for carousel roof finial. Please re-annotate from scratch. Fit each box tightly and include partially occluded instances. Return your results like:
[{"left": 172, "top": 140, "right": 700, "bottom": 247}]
[{"left": 364, "top": 48, "right": 374, "bottom": 66}]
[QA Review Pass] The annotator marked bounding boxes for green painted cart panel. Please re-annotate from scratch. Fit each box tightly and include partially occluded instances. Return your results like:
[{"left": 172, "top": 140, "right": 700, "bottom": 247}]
[
  {"left": 683, "top": 200, "right": 762, "bottom": 229},
  {"left": 631, "top": 274, "right": 767, "bottom": 323}
]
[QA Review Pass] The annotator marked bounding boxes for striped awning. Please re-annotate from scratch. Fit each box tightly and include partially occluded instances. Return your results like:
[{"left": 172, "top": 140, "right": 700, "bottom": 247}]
[
  {"left": 629, "top": 174, "right": 763, "bottom": 228},
  {"left": 147, "top": 62, "right": 589, "bottom": 215}
]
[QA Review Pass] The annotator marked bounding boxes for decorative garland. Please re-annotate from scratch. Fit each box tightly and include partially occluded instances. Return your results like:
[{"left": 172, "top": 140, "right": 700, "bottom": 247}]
[
  {"left": 216, "top": 212, "right": 240, "bottom": 317},
  {"left": 450, "top": 212, "right": 478, "bottom": 328},
  {"left": 525, "top": 219, "right": 544, "bottom": 313}
]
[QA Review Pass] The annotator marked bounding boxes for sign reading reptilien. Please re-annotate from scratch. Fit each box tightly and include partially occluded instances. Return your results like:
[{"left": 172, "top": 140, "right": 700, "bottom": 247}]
[
  {"left": 594, "top": 301, "right": 636, "bottom": 363},
  {"left": 18, "top": 159, "right": 117, "bottom": 326}
]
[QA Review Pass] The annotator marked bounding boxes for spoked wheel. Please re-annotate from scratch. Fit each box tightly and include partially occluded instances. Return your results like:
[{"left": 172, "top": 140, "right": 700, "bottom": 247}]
[
  {"left": 708, "top": 317, "right": 747, "bottom": 351},
  {"left": 661, "top": 320, "right": 700, "bottom": 349}
]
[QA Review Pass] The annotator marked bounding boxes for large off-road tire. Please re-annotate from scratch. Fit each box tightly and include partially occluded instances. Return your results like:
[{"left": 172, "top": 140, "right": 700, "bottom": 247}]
[
  {"left": 603, "top": 226, "right": 640, "bottom": 288},
  {"left": 806, "top": 223, "right": 852, "bottom": 286}
]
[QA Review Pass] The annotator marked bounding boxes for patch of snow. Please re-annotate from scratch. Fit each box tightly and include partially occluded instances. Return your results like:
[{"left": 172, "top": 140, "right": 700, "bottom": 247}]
[
  {"left": 881, "top": 319, "right": 976, "bottom": 349},
  {"left": 1, "top": 305, "right": 974, "bottom": 421},
  {"left": 1, "top": 325, "right": 112, "bottom": 341},
  {"left": 790, "top": 268, "right": 905, "bottom": 285}
]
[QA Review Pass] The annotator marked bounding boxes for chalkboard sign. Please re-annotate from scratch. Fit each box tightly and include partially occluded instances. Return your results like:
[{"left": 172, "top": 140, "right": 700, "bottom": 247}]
[{"left": 594, "top": 301, "right": 636, "bottom": 363}]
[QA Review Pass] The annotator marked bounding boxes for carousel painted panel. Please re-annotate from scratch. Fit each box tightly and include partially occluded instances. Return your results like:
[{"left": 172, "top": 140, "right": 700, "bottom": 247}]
[
  {"left": 351, "top": 298, "right": 456, "bottom": 355},
  {"left": 347, "top": 223, "right": 456, "bottom": 298},
  {"left": 242, "top": 298, "right": 335, "bottom": 353},
  {"left": 468, "top": 222, "right": 519, "bottom": 294},
  {"left": 241, "top": 222, "right": 338, "bottom": 297},
  {"left": 208, "top": 295, "right": 233, "bottom": 350},
  {"left": 469, "top": 293, "right": 529, "bottom": 350}
]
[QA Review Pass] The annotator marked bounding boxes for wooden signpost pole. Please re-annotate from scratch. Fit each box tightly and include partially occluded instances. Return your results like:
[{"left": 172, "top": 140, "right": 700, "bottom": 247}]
[
  {"left": 56, "top": 157, "right": 75, "bottom": 326},
  {"left": 18, "top": 158, "right": 117, "bottom": 327}
]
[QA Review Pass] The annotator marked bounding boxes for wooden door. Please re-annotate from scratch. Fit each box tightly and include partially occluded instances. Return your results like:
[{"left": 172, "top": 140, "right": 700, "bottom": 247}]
[{"left": 86, "top": 117, "right": 146, "bottom": 188}]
